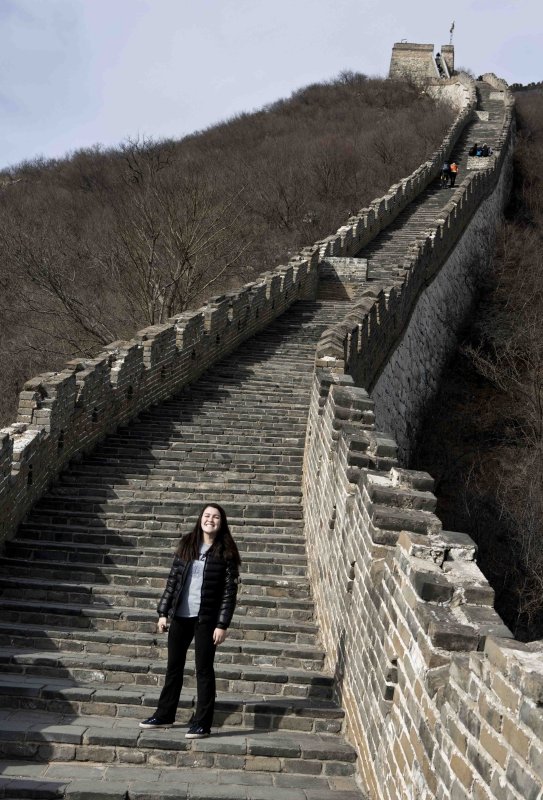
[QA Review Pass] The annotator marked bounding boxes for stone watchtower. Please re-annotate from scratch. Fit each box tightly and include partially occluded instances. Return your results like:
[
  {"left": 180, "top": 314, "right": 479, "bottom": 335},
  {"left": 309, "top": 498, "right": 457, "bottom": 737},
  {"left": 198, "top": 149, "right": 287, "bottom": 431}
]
[{"left": 389, "top": 42, "right": 454, "bottom": 82}]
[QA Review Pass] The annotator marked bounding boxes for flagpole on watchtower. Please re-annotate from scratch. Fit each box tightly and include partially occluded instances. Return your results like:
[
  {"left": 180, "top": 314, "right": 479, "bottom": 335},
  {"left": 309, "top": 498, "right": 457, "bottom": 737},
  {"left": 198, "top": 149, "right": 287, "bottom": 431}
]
[{"left": 449, "top": 20, "right": 455, "bottom": 45}]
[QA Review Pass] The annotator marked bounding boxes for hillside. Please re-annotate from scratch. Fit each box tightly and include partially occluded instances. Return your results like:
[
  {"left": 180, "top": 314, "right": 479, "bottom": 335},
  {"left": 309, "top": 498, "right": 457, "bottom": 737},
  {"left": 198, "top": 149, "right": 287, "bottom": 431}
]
[{"left": 0, "top": 73, "right": 454, "bottom": 425}]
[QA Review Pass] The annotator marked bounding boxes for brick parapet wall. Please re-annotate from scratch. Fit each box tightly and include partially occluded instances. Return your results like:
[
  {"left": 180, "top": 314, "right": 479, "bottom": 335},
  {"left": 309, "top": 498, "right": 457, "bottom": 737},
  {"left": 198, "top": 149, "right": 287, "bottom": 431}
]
[
  {"left": 0, "top": 252, "right": 319, "bottom": 546},
  {"left": 303, "top": 379, "right": 543, "bottom": 799}
]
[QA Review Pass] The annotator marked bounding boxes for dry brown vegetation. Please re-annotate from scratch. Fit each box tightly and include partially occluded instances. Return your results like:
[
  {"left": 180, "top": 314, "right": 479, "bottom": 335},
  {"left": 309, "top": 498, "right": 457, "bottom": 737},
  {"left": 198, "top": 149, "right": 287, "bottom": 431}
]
[
  {"left": 0, "top": 73, "right": 454, "bottom": 425},
  {"left": 413, "top": 89, "right": 543, "bottom": 640}
]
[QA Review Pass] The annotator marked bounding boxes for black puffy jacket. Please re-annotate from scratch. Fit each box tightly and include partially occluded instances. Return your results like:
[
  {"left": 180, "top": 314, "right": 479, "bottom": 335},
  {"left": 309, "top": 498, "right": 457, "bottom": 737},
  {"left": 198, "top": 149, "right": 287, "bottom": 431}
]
[{"left": 157, "top": 552, "right": 239, "bottom": 629}]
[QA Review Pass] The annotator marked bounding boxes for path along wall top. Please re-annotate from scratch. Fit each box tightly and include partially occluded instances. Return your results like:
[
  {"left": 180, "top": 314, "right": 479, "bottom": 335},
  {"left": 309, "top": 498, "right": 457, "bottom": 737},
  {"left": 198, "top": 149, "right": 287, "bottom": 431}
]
[{"left": 314, "top": 73, "right": 513, "bottom": 399}]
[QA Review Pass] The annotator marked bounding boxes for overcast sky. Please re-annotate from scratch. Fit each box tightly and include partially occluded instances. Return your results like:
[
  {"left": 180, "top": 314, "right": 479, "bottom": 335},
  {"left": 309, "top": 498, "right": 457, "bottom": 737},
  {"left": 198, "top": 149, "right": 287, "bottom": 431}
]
[{"left": 1, "top": 0, "right": 540, "bottom": 170}]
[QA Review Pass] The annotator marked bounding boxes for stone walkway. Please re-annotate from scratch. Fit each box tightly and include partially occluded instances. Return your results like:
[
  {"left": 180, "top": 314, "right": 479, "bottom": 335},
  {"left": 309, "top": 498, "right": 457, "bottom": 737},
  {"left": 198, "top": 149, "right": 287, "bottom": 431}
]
[
  {"left": 0, "top": 80, "right": 506, "bottom": 800},
  {"left": 0, "top": 302, "right": 367, "bottom": 799}
]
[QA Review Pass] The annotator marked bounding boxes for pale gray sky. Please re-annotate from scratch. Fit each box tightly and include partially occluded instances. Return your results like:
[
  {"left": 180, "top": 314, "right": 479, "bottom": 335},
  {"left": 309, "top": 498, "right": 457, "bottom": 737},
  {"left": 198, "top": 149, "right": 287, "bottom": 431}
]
[{"left": 1, "top": 0, "right": 540, "bottom": 170}]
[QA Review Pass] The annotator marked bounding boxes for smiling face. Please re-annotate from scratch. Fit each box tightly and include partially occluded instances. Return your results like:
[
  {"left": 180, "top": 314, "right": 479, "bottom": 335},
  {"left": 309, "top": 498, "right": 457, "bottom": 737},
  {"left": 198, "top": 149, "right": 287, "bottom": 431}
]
[{"left": 200, "top": 505, "right": 222, "bottom": 543}]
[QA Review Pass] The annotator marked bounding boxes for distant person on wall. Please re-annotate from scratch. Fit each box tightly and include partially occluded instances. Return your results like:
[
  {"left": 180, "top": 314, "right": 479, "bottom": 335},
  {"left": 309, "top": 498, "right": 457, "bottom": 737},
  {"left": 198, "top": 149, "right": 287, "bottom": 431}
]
[
  {"left": 139, "top": 504, "right": 240, "bottom": 738},
  {"left": 440, "top": 161, "right": 450, "bottom": 188},
  {"left": 449, "top": 162, "right": 459, "bottom": 187}
]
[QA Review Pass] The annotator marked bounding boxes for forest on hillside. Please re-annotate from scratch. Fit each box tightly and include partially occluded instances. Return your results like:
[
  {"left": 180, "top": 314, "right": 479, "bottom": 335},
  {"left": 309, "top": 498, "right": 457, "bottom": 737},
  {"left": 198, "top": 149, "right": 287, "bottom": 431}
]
[
  {"left": 0, "top": 73, "right": 454, "bottom": 425},
  {"left": 414, "top": 88, "right": 543, "bottom": 641}
]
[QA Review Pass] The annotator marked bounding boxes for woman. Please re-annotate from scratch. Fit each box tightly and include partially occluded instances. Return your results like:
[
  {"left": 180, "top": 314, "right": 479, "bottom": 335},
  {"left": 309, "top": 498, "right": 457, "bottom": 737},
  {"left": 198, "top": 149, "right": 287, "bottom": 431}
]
[{"left": 140, "top": 503, "right": 241, "bottom": 738}]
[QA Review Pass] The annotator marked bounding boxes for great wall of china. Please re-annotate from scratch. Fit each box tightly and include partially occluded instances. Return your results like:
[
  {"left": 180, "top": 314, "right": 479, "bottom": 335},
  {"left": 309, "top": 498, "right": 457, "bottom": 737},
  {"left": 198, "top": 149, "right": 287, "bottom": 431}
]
[{"left": 0, "top": 43, "right": 541, "bottom": 800}]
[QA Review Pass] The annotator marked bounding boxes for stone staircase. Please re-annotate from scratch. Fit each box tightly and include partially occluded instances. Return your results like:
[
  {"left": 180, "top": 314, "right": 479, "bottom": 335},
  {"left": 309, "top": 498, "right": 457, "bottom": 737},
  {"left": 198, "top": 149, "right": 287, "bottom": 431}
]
[
  {"left": 360, "top": 81, "right": 504, "bottom": 284},
  {"left": 0, "top": 302, "right": 368, "bottom": 799},
  {"left": 0, "top": 80, "right": 508, "bottom": 800}
]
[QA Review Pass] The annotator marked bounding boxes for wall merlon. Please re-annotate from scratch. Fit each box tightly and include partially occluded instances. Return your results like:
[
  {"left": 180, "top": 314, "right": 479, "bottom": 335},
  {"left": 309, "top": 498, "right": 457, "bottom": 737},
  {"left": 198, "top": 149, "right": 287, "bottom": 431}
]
[
  {"left": 439, "top": 530, "right": 478, "bottom": 562},
  {"left": 173, "top": 311, "right": 206, "bottom": 350}
]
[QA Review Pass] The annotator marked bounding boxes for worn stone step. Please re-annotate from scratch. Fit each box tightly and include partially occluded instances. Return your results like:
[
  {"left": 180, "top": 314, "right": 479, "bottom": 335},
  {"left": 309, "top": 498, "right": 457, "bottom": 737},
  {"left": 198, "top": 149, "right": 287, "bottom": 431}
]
[
  {"left": 3, "top": 543, "right": 308, "bottom": 577},
  {"left": 0, "top": 648, "right": 334, "bottom": 699},
  {"left": 17, "top": 526, "right": 307, "bottom": 554},
  {"left": 43, "top": 488, "right": 302, "bottom": 506},
  {"left": 0, "top": 713, "right": 359, "bottom": 787},
  {"left": 0, "top": 582, "right": 315, "bottom": 623},
  {"left": 24, "top": 513, "right": 304, "bottom": 531},
  {"left": 0, "top": 623, "right": 324, "bottom": 668},
  {"left": 51, "top": 476, "right": 303, "bottom": 494},
  {"left": 0, "top": 674, "right": 346, "bottom": 731},
  {"left": 0, "top": 760, "right": 365, "bottom": 800},
  {"left": 0, "top": 598, "right": 318, "bottom": 644},
  {"left": 0, "top": 561, "right": 312, "bottom": 598},
  {"left": 15, "top": 527, "right": 308, "bottom": 555},
  {"left": 29, "top": 505, "right": 304, "bottom": 528}
]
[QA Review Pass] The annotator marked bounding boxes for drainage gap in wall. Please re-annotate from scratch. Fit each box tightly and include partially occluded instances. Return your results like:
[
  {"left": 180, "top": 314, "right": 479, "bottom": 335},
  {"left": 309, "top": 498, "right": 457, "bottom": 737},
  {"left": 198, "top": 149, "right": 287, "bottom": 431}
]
[
  {"left": 346, "top": 561, "right": 356, "bottom": 595},
  {"left": 384, "top": 657, "right": 398, "bottom": 702},
  {"left": 328, "top": 504, "right": 336, "bottom": 532}
]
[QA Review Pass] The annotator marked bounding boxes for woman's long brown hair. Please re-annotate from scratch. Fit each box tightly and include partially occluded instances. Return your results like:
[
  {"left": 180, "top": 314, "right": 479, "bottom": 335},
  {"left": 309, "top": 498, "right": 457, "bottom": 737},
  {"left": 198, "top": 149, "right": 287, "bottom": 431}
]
[{"left": 176, "top": 503, "right": 241, "bottom": 565}]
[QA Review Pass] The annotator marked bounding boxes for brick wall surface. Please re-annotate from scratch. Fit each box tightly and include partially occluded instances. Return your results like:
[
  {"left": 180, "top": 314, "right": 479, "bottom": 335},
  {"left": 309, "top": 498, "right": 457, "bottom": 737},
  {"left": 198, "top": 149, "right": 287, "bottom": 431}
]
[{"left": 303, "top": 377, "right": 543, "bottom": 799}]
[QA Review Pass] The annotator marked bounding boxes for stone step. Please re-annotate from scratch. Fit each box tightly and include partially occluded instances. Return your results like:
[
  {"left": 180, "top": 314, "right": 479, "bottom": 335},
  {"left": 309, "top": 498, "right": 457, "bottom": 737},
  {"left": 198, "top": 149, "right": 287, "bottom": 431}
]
[
  {"left": 45, "top": 484, "right": 303, "bottom": 503},
  {"left": 98, "top": 434, "right": 307, "bottom": 449},
  {"left": 0, "top": 674, "right": 345, "bottom": 732},
  {"left": 0, "top": 561, "right": 312, "bottom": 599},
  {"left": 79, "top": 432, "right": 308, "bottom": 449},
  {"left": 70, "top": 462, "right": 304, "bottom": 479},
  {"left": 63, "top": 466, "right": 303, "bottom": 485},
  {"left": 0, "top": 711, "right": 359, "bottom": 779},
  {"left": 0, "top": 759, "right": 365, "bottom": 799},
  {"left": 82, "top": 453, "right": 305, "bottom": 470},
  {"left": 0, "top": 648, "right": 334, "bottom": 700},
  {"left": 16, "top": 527, "right": 308, "bottom": 555},
  {"left": 3, "top": 541, "right": 308, "bottom": 575},
  {"left": 0, "top": 623, "right": 324, "bottom": 667},
  {"left": 23, "top": 518, "right": 305, "bottom": 540},
  {"left": 31, "top": 499, "right": 304, "bottom": 521},
  {"left": 0, "top": 598, "right": 318, "bottom": 644},
  {"left": 0, "top": 578, "right": 315, "bottom": 620}
]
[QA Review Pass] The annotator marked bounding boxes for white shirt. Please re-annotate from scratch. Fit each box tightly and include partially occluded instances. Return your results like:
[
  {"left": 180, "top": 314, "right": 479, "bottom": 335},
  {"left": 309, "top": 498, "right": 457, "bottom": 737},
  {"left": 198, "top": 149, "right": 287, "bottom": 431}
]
[{"left": 175, "top": 542, "right": 211, "bottom": 618}]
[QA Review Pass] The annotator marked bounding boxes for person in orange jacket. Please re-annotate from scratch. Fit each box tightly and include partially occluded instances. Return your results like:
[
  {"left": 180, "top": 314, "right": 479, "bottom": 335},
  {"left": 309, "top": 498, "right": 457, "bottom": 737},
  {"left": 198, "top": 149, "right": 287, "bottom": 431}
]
[{"left": 449, "top": 161, "right": 459, "bottom": 187}]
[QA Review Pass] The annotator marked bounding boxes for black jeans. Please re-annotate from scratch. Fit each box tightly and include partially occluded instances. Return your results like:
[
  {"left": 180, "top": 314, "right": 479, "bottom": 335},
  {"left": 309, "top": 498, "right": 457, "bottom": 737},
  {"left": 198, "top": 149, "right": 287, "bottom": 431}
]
[{"left": 155, "top": 616, "right": 217, "bottom": 729}]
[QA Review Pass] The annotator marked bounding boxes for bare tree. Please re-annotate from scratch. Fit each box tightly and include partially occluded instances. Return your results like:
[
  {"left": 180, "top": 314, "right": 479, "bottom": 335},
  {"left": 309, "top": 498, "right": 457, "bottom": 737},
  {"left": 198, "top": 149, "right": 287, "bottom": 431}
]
[{"left": 100, "top": 139, "right": 250, "bottom": 325}]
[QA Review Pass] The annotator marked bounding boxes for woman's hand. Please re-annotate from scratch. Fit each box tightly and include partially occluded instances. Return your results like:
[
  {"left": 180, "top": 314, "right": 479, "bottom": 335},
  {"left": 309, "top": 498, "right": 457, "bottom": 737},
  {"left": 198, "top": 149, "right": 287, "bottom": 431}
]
[
  {"left": 157, "top": 616, "right": 169, "bottom": 633},
  {"left": 213, "top": 627, "right": 227, "bottom": 645}
]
